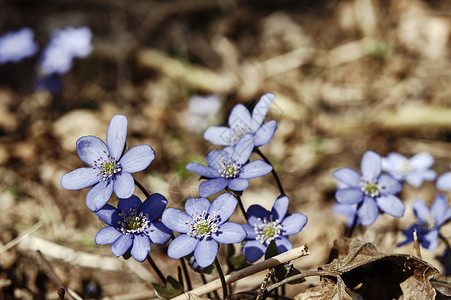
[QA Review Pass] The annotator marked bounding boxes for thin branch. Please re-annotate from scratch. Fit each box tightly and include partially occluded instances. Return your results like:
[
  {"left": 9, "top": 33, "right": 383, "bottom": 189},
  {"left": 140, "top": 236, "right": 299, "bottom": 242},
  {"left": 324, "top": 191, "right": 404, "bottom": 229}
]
[{"left": 266, "top": 270, "right": 340, "bottom": 293}]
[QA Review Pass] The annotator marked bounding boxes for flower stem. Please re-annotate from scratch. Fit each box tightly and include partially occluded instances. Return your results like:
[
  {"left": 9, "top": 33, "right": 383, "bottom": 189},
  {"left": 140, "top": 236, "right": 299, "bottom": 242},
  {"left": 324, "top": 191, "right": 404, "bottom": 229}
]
[
  {"left": 230, "top": 190, "right": 247, "bottom": 221},
  {"left": 134, "top": 178, "right": 150, "bottom": 198},
  {"left": 439, "top": 233, "right": 451, "bottom": 251},
  {"left": 146, "top": 254, "right": 166, "bottom": 283},
  {"left": 200, "top": 273, "right": 217, "bottom": 299},
  {"left": 345, "top": 213, "right": 359, "bottom": 238},
  {"left": 214, "top": 257, "right": 229, "bottom": 300},
  {"left": 255, "top": 148, "right": 285, "bottom": 196},
  {"left": 180, "top": 258, "right": 192, "bottom": 291}
]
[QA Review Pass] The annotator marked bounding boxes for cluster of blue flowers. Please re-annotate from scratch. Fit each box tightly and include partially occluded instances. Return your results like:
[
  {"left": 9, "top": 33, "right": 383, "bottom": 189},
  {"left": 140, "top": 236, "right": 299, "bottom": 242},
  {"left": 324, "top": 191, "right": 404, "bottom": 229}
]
[
  {"left": 333, "top": 150, "right": 451, "bottom": 255},
  {"left": 61, "top": 94, "right": 308, "bottom": 267},
  {"left": 0, "top": 26, "right": 92, "bottom": 91}
]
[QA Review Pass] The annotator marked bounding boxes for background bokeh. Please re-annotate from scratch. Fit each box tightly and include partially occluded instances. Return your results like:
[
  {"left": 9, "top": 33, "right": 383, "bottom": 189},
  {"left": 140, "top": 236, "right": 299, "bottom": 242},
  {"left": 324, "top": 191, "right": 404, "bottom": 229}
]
[{"left": 1, "top": 0, "right": 451, "bottom": 298}]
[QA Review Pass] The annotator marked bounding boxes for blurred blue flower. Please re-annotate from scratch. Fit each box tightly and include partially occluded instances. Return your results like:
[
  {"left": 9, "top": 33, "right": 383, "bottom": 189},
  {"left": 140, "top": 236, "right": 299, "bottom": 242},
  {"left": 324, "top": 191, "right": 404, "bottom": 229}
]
[
  {"left": 333, "top": 151, "right": 404, "bottom": 226},
  {"left": 0, "top": 28, "right": 38, "bottom": 64},
  {"left": 435, "top": 162, "right": 451, "bottom": 191},
  {"left": 40, "top": 26, "right": 92, "bottom": 75},
  {"left": 61, "top": 115, "right": 155, "bottom": 211},
  {"left": 333, "top": 202, "right": 359, "bottom": 227},
  {"left": 186, "top": 134, "right": 272, "bottom": 197},
  {"left": 382, "top": 152, "right": 436, "bottom": 187},
  {"left": 185, "top": 94, "right": 222, "bottom": 134},
  {"left": 398, "top": 194, "right": 451, "bottom": 250},
  {"left": 95, "top": 194, "right": 172, "bottom": 262},
  {"left": 242, "top": 195, "right": 307, "bottom": 263},
  {"left": 161, "top": 193, "right": 246, "bottom": 268},
  {"left": 204, "top": 93, "right": 278, "bottom": 148}
]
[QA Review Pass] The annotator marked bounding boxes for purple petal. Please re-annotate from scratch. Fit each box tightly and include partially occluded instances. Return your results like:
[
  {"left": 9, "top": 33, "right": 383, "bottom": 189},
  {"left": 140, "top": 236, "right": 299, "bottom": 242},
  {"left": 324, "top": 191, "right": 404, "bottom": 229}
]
[
  {"left": 422, "top": 229, "right": 439, "bottom": 250},
  {"left": 361, "top": 151, "right": 381, "bottom": 180},
  {"left": 254, "top": 120, "right": 277, "bottom": 147},
  {"left": 227, "top": 178, "right": 249, "bottom": 191},
  {"left": 208, "top": 193, "right": 238, "bottom": 223},
  {"left": 130, "top": 234, "right": 151, "bottom": 262},
  {"left": 95, "top": 227, "right": 122, "bottom": 245},
  {"left": 413, "top": 198, "right": 431, "bottom": 223},
  {"left": 61, "top": 167, "right": 100, "bottom": 190},
  {"left": 379, "top": 174, "right": 402, "bottom": 195},
  {"left": 213, "top": 222, "right": 246, "bottom": 243},
  {"left": 186, "top": 163, "right": 218, "bottom": 178},
  {"left": 275, "top": 236, "right": 293, "bottom": 254},
  {"left": 206, "top": 150, "right": 228, "bottom": 170},
  {"left": 251, "top": 93, "right": 275, "bottom": 131},
  {"left": 111, "top": 234, "right": 133, "bottom": 257},
  {"left": 358, "top": 197, "right": 379, "bottom": 226},
  {"left": 376, "top": 195, "right": 405, "bottom": 217},
  {"left": 167, "top": 234, "right": 198, "bottom": 259},
  {"left": 437, "top": 172, "right": 451, "bottom": 191},
  {"left": 398, "top": 224, "right": 418, "bottom": 248},
  {"left": 228, "top": 104, "right": 252, "bottom": 129},
  {"left": 147, "top": 221, "right": 172, "bottom": 244},
  {"left": 232, "top": 134, "right": 254, "bottom": 164},
  {"left": 185, "top": 198, "right": 211, "bottom": 216},
  {"left": 199, "top": 178, "right": 228, "bottom": 197},
  {"left": 247, "top": 205, "right": 270, "bottom": 226},
  {"left": 204, "top": 126, "right": 233, "bottom": 146},
  {"left": 194, "top": 239, "right": 218, "bottom": 268},
  {"left": 140, "top": 193, "right": 168, "bottom": 221},
  {"left": 271, "top": 195, "right": 289, "bottom": 221},
  {"left": 242, "top": 224, "right": 257, "bottom": 239},
  {"left": 431, "top": 194, "right": 450, "bottom": 226},
  {"left": 113, "top": 172, "right": 135, "bottom": 199},
  {"left": 410, "top": 152, "right": 434, "bottom": 169},
  {"left": 161, "top": 208, "right": 192, "bottom": 233},
  {"left": 106, "top": 115, "right": 127, "bottom": 160},
  {"left": 333, "top": 168, "right": 361, "bottom": 188},
  {"left": 281, "top": 213, "right": 307, "bottom": 235},
  {"left": 239, "top": 160, "right": 272, "bottom": 179},
  {"left": 335, "top": 188, "right": 363, "bottom": 204},
  {"left": 86, "top": 181, "right": 114, "bottom": 212},
  {"left": 95, "top": 204, "right": 119, "bottom": 226},
  {"left": 120, "top": 145, "right": 155, "bottom": 173},
  {"left": 76, "top": 136, "right": 108, "bottom": 166},
  {"left": 243, "top": 240, "right": 266, "bottom": 263},
  {"left": 118, "top": 195, "right": 142, "bottom": 211}
]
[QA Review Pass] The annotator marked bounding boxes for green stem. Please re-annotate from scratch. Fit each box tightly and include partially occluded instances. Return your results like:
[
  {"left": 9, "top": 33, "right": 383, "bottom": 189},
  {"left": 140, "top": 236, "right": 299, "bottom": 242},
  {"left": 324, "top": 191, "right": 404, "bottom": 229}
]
[
  {"left": 214, "top": 257, "right": 229, "bottom": 300},
  {"left": 134, "top": 178, "right": 150, "bottom": 198},
  {"left": 255, "top": 148, "right": 285, "bottom": 196},
  {"left": 146, "top": 254, "right": 166, "bottom": 283},
  {"left": 180, "top": 258, "right": 192, "bottom": 291}
]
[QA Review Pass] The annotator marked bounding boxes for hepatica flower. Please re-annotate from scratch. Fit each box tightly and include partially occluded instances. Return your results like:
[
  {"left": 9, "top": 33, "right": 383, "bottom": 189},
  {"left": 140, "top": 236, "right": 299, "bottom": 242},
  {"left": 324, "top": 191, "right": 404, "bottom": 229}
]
[
  {"left": 242, "top": 195, "right": 307, "bottom": 263},
  {"left": 333, "top": 151, "right": 404, "bottom": 226},
  {"left": 398, "top": 194, "right": 451, "bottom": 250},
  {"left": 95, "top": 194, "right": 172, "bottom": 262},
  {"left": 61, "top": 115, "right": 155, "bottom": 211},
  {"left": 161, "top": 193, "right": 246, "bottom": 268},
  {"left": 186, "top": 134, "right": 272, "bottom": 197},
  {"left": 381, "top": 152, "right": 436, "bottom": 188},
  {"left": 0, "top": 28, "right": 38, "bottom": 64},
  {"left": 204, "top": 93, "right": 278, "bottom": 148}
]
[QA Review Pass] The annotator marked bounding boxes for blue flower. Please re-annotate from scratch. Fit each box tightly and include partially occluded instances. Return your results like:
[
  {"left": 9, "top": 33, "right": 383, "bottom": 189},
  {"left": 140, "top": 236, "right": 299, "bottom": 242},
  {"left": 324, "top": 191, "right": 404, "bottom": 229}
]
[
  {"left": 186, "top": 134, "right": 272, "bottom": 197},
  {"left": 241, "top": 195, "right": 307, "bottom": 263},
  {"left": 381, "top": 152, "right": 436, "bottom": 188},
  {"left": 398, "top": 194, "right": 451, "bottom": 250},
  {"left": 61, "top": 115, "right": 155, "bottom": 211},
  {"left": 95, "top": 194, "right": 172, "bottom": 262},
  {"left": 0, "top": 28, "right": 38, "bottom": 64},
  {"left": 435, "top": 162, "right": 451, "bottom": 191},
  {"left": 161, "top": 193, "right": 246, "bottom": 268},
  {"left": 204, "top": 93, "right": 278, "bottom": 148},
  {"left": 333, "top": 203, "right": 359, "bottom": 227},
  {"left": 40, "top": 26, "right": 92, "bottom": 75},
  {"left": 333, "top": 151, "right": 405, "bottom": 226}
]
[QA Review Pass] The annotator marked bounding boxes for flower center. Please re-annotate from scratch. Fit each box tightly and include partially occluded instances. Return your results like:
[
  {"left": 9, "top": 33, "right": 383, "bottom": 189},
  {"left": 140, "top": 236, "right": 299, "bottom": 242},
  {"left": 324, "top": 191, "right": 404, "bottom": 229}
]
[
  {"left": 229, "top": 122, "right": 251, "bottom": 144},
  {"left": 424, "top": 216, "right": 436, "bottom": 231},
  {"left": 398, "top": 159, "right": 412, "bottom": 175},
  {"left": 360, "top": 178, "right": 382, "bottom": 197},
  {"left": 94, "top": 152, "right": 122, "bottom": 182},
  {"left": 218, "top": 157, "right": 241, "bottom": 178},
  {"left": 119, "top": 207, "right": 150, "bottom": 234},
  {"left": 187, "top": 210, "right": 219, "bottom": 240},
  {"left": 254, "top": 216, "right": 283, "bottom": 245}
]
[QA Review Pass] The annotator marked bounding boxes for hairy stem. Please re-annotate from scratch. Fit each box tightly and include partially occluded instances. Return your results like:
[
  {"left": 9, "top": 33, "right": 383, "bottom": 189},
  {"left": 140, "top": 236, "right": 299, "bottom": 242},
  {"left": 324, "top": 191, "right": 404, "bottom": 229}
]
[
  {"left": 134, "top": 178, "right": 150, "bottom": 198},
  {"left": 255, "top": 148, "right": 285, "bottom": 196},
  {"left": 146, "top": 254, "right": 166, "bottom": 283},
  {"left": 214, "top": 257, "right": 229, "bottom": 300}
]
